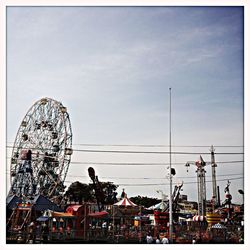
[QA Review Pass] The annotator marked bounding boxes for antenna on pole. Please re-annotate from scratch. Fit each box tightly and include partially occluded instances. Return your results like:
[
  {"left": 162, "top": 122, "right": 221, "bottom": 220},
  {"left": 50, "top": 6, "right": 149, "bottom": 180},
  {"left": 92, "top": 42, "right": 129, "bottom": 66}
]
[{"left": 169, "top": 87, "right": 173, "bottom": 243}]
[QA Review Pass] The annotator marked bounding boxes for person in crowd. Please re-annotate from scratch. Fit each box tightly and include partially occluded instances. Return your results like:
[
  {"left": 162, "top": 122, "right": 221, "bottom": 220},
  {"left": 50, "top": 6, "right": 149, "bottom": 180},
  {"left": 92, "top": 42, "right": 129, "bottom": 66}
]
[
  {"left": 41, "top": 222, "right": 49, "bottom": 242},
  {"left": 156, "top": 235, "right": 161, "bottom": 244},
  {"left": 35, "top": 224, "right": 41, "bottom": 241},
  {"left": 161, "top": 235, "right": 169, "bottom": 244},
  {"left": 146, "top": 232, "right": 153, "bottom": 244},
  {"left": 27, "top": 221, "right": 35, "bottom": 243}
]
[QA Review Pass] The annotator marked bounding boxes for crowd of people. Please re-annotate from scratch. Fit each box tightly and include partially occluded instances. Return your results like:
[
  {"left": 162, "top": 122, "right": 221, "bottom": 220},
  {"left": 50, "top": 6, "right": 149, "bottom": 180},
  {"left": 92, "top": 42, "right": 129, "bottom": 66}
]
[{"left": 146, "top": 233, "right": 169, "bottom": 244}]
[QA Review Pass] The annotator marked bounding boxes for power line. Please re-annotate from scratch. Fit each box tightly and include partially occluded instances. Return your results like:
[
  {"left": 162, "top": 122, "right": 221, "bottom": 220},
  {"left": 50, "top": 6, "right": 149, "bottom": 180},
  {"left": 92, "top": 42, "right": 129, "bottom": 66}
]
[
  {"left": 6, "top": 146, "right": 244, "bottom": 155},
  {"left": 65, "top": 173, "right": 243, "bottom": 180},
  {"left": 6, "top": 145, "right": 244, "bottom": 156},
  {"left": 61, "top": 148, "right": 245, "bottom": 155},
  {"left": 6, "top": 142, "right": 244, "bottom": 148},
  {"left": 4, "top": 156, "right": 244, "bottom": 165},
  {"left": 112, "top": 177, "right": 243, "bottom": 186},
  {"left": 63, "top": 176, "right": 243, "bottom": 186},
  {"left": 69, "top": 160, "right": 243, "bottom": 166},
  {"left": 72, "top": 143, "right": 244, "bottom": 148},
  {"left": 5, "top": 157, "right": 243, "bottom": 166},
  {"left": 5, "top": 170, "right": 243, "bottom": 180}
]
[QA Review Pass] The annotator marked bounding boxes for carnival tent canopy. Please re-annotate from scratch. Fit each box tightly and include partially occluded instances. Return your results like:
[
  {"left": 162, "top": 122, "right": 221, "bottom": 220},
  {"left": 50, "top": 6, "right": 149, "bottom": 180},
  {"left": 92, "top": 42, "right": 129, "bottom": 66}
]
[
  {"left": 114, "top": 196, "right": 137, "bottom": 207},
  {"left": 147, "top": 201, "right": 168, "bottom": 210},
  {"left": 6, "top": 195, "right": 22, "bottom": 209},
  {"left": 33, "top": 195, "right": 63, "bottom": 212},
  {"left": 6, "top": 195, "right": 63, "bottom": 212}
]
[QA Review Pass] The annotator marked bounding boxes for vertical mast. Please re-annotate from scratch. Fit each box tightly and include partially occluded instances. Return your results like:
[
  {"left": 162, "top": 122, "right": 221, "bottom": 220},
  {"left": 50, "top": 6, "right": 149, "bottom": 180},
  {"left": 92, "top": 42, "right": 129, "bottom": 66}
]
[
  {"left": 201, "top": 166, "right": 207, "bottom": 216},
  {"left": 196, "top": 156, "right": 207, "bottom": 216},
  {"left": 210, "top": 145, "right": 218, "bottom": 206},
  {"left": 196, "top": 167, "right": 201, "bottom": 215},
  {"left": 169, "top": 87, "right": 173, "bottom": 243}
]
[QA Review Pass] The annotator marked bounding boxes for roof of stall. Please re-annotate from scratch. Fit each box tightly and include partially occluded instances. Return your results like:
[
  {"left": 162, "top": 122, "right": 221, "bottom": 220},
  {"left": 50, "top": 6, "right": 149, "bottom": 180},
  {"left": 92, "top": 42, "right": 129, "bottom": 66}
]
[
  {"left": 6, "top": 194, "right": 63, "bottom": 212},
  {"left": 88, "top": 211, "right": 109, "bottom": 218},
  {"left": 66, "top": 205, "right": 84, "bottom": 213},
  {"left": 6, "top": 195, "right": 22, "bottom": 209},
  {"left": 33, "top": 195, "right": 63, "bottom": 212},
  {"left": 147, "top": 201, "right": 168, "bottom": 210},
  {"left": 43, "top": 209, "right": 76, "bottom": 218},
  {"left": 114, "top": 196, "right": 137, "bottom": 207}
]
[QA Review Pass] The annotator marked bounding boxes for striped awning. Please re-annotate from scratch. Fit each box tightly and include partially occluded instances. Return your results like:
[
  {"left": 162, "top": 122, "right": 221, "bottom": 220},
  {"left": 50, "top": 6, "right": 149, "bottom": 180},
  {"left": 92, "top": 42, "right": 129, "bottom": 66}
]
[{"left": 193, "top": 215, "right": 206, "bottom": 222}]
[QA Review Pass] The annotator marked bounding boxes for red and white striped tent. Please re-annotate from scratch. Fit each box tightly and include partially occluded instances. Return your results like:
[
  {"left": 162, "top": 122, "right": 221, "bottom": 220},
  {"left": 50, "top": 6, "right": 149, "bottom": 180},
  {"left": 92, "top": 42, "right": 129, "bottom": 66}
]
[{"left": 114, "top": 196, "right": 137, "bottom": 207}]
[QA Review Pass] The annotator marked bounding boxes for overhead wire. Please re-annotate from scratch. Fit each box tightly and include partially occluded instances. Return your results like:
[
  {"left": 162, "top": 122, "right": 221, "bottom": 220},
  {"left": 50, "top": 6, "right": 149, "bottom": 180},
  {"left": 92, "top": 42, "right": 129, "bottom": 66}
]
[
  {"left": 5, "top": 169, "right": 243, "bottom": 180},
  {"left": 69, "top": 160, "right": 243, "bottom": 166},
  {"left": 63, "top": 176, "right": 243, "bottom": 186},
  {"left": 6, "top": 142, "right": 244, "bottom": 148},
  {"left": 5, "top": 142, "right": 244, "bottom": 189},
  {"left": 71, "top": 144, "right": 244, "bottom": 148},
  {"left": 64, "top": 173, "right": 243, "bottom": 180},
  {"left": 5, "top": 157, "right": 244, "bottom": 166},
  {"left": 5, "top": 145, "right": 244, "bottom": 155},
  {"left": 72, "top": 149, "right": 244, "bottom": 155}
]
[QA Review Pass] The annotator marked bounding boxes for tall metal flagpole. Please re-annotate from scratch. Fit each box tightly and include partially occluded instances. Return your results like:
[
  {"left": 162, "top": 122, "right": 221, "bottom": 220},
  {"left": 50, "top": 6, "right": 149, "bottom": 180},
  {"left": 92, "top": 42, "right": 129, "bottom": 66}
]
[{"left": 169, "top": 87, "right": 173, "bottom": 243}]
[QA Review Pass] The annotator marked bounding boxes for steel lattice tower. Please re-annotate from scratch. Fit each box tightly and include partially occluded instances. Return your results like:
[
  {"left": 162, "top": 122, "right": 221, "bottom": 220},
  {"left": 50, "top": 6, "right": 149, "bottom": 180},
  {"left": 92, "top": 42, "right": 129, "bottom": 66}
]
[{"left": 195, "top": 156, "right": 207, "bottom": 216}]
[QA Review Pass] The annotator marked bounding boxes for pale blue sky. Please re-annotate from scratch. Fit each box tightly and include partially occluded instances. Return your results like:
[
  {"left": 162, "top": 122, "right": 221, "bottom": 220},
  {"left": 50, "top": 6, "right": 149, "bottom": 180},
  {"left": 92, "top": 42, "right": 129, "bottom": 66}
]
[{"left": 6, "top": 6, "right": 244, "bottom": 203}]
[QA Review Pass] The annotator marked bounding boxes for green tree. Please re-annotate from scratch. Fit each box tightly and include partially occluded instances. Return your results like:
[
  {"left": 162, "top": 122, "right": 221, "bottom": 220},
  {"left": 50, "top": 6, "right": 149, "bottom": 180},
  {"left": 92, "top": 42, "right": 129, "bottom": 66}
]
[
  {"left": 65, "top": 181, "right": 118, "bottom": 204},
  {"left": 89, "top": 181, "right": 118, "bottom": 204},
  {"left": 65, "top": 181, "right": 94, "bottom": 203},
  {"left": 130, "top": 196, "right": 160, "bottom": 208}
]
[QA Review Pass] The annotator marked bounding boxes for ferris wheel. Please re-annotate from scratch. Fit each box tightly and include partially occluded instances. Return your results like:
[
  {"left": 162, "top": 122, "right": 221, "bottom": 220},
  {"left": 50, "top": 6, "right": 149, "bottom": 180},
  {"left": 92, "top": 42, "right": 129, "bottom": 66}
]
[{"left": 9, "top": 97, "right": 73, "bottom": 199}]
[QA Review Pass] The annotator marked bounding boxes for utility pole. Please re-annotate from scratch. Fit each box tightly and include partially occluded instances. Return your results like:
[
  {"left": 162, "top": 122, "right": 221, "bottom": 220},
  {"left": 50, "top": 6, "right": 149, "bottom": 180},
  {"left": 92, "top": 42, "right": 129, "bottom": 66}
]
[
  {"left": 169, "top": 87, "right": 173, "bottom": 243},
  {"left": 210, "top": 145, "right": 218, "bottom": 207}
]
